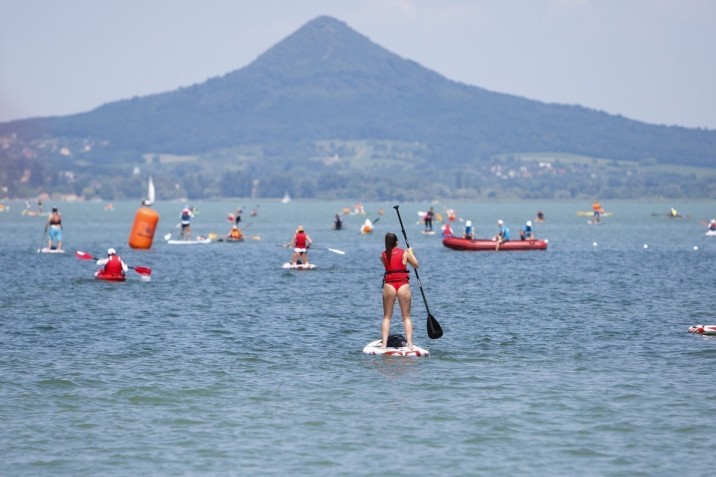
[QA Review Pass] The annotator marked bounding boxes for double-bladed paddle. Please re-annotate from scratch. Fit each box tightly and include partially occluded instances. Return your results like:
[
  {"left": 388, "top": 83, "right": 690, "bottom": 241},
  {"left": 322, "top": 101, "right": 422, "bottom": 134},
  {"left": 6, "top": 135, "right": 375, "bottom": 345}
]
[
  {"left": 75, "top": 250, "right": 152, "bottom": 276},
  {"left": 312, "top": 246, "right": 346, "bottom": 255},
  {"left": 393, "top": 205, "right": 443, "bottom": 339},
  {"left": 276, "top": 244, "right": 345, "bottom": 254}
]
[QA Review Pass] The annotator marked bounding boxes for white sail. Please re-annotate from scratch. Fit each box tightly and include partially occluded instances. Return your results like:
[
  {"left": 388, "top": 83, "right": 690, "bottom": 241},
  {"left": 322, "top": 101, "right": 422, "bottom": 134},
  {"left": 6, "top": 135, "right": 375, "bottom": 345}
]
[
  {"left": 281, "top": 192, "right": 291, "bottom": 204},
  {"left": 143, "top": 176, "right": 156, "bottom": 206}
]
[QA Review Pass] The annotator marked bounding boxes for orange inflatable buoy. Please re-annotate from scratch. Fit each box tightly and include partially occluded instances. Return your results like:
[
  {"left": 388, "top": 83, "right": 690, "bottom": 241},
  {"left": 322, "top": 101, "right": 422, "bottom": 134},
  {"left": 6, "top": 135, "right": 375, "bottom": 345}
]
[{"left": 128, "top": 207, "right": 160, "bottom": 249}]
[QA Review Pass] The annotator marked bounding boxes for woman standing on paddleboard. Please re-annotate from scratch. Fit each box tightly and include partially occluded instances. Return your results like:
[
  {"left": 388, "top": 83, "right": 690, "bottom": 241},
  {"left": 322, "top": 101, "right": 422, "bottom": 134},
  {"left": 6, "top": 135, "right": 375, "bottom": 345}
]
[
  {"left": 380, "top": 232, "right": 419, "bottom": 349},
  {"left": 289, "top": 225, "right": 313, "bottom": 266},
  {"left": 44, "top": 206, "right": 63, "bottom": 251}
]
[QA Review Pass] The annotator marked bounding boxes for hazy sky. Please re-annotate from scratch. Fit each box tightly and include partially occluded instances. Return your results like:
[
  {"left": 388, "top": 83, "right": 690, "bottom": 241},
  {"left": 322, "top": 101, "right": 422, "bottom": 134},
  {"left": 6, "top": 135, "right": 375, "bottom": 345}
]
[{"left": 1, "top": 0, "right": 715, "bottom": 128}]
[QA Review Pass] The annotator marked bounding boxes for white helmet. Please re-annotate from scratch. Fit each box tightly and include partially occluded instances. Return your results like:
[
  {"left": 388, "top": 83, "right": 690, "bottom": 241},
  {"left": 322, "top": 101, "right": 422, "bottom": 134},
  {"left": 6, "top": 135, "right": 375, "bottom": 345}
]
[
  {"left": 466, "top": 220, "right": 472, "bottom": 227},
  {"left": 498, "top": 219, "right": 504, "bottom": 225},
  {"left": 107, "top": 248, "right": 117, "bottom": 255},
  {"left": 526, "top": 220, "right": 532, "bottom": 227}
]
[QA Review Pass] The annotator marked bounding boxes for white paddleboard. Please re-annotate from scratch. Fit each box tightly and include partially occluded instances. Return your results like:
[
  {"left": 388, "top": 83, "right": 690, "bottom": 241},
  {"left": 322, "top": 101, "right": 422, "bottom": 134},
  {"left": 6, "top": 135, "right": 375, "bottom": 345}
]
[
  {"left": 362, "top": 339, "right": 429, "bottom": 357},
  {"left": 167, "top": 238, "right": 212, "bottom": 245},
  {"left": 706, "top": 230, "right": 716, "bottom": 236},
  {"left": 689, "top": 325, "right": 716, "bottom": 336},
  {"left": 421, "top": 230, "right": 436, "bottom": 235},
  {"left": 282, "top": 262, "right": 316, "bottom": 270},
  {"left": 38, "top": 247, "right": 65, "bottom": 254}
]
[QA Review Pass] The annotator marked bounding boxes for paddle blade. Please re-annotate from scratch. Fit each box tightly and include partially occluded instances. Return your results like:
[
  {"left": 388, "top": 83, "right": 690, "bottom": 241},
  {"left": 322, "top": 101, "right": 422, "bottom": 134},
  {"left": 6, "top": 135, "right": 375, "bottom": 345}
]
[
  {"left": 132, "top": 266, "right": 152, "bottom": 276},
  {"left": 75, "top": 250, "right": 95, "bottom": 261},
  {"left": 328, "top": 248, "right": 345, "bottom": 255},
  {"left": 427, "top": 313, "right": 443, "bottom": 339}
]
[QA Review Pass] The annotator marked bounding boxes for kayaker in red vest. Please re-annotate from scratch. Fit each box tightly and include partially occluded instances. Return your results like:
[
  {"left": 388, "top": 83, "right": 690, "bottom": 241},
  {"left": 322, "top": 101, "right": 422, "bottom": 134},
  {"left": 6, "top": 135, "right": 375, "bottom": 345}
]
[
  {"left": 441, "top": 222, "right": 454, "bottom": 237},
  {"left": 380, "top": 232, "right": 419, "bottom": 349},
  {"left": 289, "top": 226, "right": 313, "bottom": 265},
  {"left": 96, "top": 248, "right": 128, "bottom": 277}
]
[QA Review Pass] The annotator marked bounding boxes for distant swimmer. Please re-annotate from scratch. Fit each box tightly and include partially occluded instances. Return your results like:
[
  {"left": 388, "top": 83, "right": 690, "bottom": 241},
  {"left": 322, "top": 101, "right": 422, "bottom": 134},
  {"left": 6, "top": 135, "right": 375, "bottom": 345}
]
[
  {"left": 536, "top": 210, "right": 545, "bottom": 222},
  {"left": 333, "top": 214, "right": 343, "bottom": 230}
]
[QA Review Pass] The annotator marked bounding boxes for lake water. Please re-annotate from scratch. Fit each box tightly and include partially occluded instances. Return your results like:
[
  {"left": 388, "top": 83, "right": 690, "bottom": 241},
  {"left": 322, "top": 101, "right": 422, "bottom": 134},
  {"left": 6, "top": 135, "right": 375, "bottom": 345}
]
[{"left": 2, "top": 199, "right": 716, "bottom": 476}]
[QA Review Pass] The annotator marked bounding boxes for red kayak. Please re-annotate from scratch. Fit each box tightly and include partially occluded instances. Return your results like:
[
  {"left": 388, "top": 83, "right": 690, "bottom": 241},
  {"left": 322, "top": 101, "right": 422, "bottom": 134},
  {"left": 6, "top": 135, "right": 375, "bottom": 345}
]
[
  {"left": 95, "top": 270, "right": 127, "bottom": 282},
  {"left": 443, "top": 237, "right": 548, "bottom": 251}
]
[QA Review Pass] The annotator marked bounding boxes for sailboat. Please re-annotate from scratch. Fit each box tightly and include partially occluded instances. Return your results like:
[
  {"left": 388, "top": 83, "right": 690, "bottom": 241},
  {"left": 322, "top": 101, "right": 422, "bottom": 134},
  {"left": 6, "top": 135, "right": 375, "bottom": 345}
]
[
  {"left": 142, "top": 177, "right": 156, "bottom": 206},
  {"left": 281, "top": 191, "right": 291, "bottom": 204}
]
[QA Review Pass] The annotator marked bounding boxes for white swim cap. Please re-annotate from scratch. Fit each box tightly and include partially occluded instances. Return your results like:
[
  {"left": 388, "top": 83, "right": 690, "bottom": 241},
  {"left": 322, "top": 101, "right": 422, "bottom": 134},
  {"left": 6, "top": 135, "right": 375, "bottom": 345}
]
[
  {"left": 466, "top": 220, "right": 472, "bottom": 226},
  {"left": 526, "top": 220, "right": 532, "bottom": 227},
  {"left": 107, "top": 248, "right": 117, "bottom": 255},
  {"left": 498, "top": 219, "right": 504, "bottom": 225}
]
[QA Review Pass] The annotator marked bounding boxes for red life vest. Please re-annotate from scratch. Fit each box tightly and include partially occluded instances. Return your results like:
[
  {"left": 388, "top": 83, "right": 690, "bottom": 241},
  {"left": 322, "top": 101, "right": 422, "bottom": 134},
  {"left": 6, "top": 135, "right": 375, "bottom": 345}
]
[
  {"left": 295, "top": 232, "right": 307, "bottom": 248},
  {"left": 104, "top": 256, "right": 124, "bottom": 275},
  {"left": 382, "top": 247, "right": 409, "bottom": 283}
]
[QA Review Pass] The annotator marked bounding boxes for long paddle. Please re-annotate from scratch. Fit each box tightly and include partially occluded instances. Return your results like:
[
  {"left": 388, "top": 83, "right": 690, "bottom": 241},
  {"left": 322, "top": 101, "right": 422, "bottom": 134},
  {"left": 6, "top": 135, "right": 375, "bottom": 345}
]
[
  {"left": 164, "top": 222, "right": 182, "bottom": 240},
  {"left": 75, "top": 250, "right": 152, "bottom": 276},
  {"left": 37, "top": 229, "right": 47, "bottom": 253},
  {"left": 393, "top": 205, "right": 443, "bottom": 339}
]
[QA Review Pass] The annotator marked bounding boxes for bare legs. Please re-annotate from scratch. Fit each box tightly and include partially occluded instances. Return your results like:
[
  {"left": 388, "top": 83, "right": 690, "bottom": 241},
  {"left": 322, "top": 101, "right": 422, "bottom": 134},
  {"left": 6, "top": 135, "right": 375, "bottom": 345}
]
[
  {"left": 381, "top": 284, "right": 413, "bottom": 348},
  {"left": 180, "top": 225, "right": 191, "bottom": 241},
  {"left": 291, "top": 251, "right": 308, "bottom": 265}
]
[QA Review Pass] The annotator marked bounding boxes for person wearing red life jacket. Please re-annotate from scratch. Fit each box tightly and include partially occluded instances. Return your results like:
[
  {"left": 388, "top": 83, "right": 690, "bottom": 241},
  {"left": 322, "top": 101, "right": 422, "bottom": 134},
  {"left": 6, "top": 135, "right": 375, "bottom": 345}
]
[
  {"left": 289, "top": 225, "right": 313, "bottom": 266},
  {"left": 380, "top": 232, "right": 419, "bottom": 349},
  {"left": 96, "top": 248, "right": 128, "bottom": 278},
  {"left": 441, "top": 222, "right": 454, "bottom": 237}
]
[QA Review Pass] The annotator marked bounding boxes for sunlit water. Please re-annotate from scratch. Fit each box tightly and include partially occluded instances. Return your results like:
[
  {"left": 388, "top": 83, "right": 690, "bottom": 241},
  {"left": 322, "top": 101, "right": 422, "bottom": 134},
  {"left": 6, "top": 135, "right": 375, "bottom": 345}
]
[{"left": 2, "top": 199, "right": 716, "bottom": 476}]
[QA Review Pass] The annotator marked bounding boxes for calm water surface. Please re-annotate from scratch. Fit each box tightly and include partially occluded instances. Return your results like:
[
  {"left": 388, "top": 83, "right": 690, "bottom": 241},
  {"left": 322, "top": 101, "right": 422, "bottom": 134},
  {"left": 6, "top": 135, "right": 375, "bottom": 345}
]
[{"left": 2, "top": 200, "right": 716, "bottom": 476}]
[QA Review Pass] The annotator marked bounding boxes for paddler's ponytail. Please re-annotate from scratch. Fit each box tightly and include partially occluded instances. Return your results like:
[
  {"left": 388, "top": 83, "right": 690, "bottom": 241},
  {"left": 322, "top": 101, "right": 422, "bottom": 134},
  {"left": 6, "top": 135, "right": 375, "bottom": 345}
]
[{"left": 385, "top": 232, "right": 398, "bottom": 264}]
